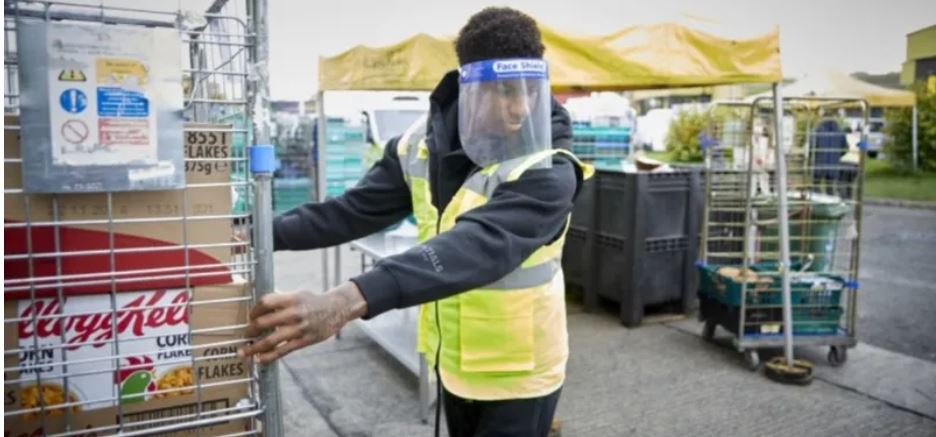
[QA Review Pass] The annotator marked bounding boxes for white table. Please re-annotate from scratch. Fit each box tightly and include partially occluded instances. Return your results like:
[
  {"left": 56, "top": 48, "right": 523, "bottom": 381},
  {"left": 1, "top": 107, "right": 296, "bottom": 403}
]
[{"left": 346, "top": 232, "right": 434, "bottom": 423}]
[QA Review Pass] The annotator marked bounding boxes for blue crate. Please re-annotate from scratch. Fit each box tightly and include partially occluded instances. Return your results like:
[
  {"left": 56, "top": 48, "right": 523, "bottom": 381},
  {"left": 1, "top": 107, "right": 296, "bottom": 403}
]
[
  {"left": 592, "top": 158, "right": 624, "bottom": 171},
  {"left": 325, "top": 126, "right": 366, "bottom": 143},
  {"left": 325, "top": 146, "right": 363, "bottom": 156},
  {"left": 320, "top": 119, "right": 365, "bottom": 199}
]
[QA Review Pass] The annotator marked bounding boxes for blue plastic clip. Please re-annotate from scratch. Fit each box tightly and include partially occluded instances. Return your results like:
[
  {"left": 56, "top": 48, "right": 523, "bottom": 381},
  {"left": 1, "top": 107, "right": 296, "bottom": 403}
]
[
  {"left": 249, "top": 145, "right": 276, "bottom": 174},
  {"left": 857, "top": 140, "right": 869, "bottom": 151},
  {"left": 845, "top": 280, "right": 859, "bottom": 290}
]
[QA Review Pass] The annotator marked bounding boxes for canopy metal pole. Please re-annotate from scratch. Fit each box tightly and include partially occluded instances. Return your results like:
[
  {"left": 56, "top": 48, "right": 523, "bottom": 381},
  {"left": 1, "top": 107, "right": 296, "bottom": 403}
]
[
  {"left": 912, "top": 104, "right": 919, "bottom": 172},
  {"left": 316, "top": 91, "right": 327, "bottom": 203},
  {"left": 771, "top": 83, "right": 795, "bottom": 365},
  {"left": 317, "top": 90, "right": 330, "bottom": 293}
]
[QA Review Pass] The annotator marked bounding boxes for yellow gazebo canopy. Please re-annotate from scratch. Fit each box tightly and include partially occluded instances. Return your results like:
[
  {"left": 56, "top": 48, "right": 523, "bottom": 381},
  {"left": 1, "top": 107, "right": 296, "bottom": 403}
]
[
  {"left": 780, "top": 70, "right": 916, "bottom": 107},
  {"left": 319, "top": 22, "right": 782, "bottom": 92}
]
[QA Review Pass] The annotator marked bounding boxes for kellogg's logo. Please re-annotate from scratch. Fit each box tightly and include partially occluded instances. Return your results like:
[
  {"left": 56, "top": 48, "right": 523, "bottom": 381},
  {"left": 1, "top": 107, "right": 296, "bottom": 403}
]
[{"left": 17, "top": 291, "right": 189, "bottom": 351}]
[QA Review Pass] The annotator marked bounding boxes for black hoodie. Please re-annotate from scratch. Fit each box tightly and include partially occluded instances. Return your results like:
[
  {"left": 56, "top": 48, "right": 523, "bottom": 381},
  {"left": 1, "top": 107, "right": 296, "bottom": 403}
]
[{"left": 272, "top": 71, "right": 583, "bottom": 318}]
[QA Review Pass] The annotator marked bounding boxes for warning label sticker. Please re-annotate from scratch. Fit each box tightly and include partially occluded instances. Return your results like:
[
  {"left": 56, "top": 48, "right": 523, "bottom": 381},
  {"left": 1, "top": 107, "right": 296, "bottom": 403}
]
[
  {"left": 99, "top": 118, "right": 150, "bottom": 146},
  {"left": 60, "top": 119, "right": 90, "bottom": 145},
  {"left": 58, "top": 69, "right": 87, "bottom": 82},
  {"left": 58, "top": 88, "right": 88, "bottom": 114},
  {"left": 96, "top": 58, "right": 148, "bottom": 86},
  {"left": 18, "top": 18, "right": 184, "bottom": 191},
  {"left": 45, "top": 27, "right": 163, "bottom": 167},
  {"left": 97, "top": 87, "right": 150, "bottom": 117}
]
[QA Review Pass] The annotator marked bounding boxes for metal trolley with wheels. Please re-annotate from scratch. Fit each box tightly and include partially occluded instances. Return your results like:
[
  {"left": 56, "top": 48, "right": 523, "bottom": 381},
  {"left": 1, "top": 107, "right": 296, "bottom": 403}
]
[
  {"left": 698, "top": 95, "right": 864, "bottom": 370},
  {"left": 4, "top": 1, "right": 284, "bottom": 435}
]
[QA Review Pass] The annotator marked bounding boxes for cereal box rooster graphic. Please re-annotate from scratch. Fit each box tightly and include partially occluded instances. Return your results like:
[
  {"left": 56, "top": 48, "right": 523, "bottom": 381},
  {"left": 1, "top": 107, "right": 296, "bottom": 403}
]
[{"left": 115, "top": 356, "right": 156, "bottom": 404}]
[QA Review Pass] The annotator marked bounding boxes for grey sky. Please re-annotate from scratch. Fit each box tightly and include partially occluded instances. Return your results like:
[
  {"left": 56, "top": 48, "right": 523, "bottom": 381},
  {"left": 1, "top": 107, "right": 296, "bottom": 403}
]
[
  {"left": 18, "top": 0, "right": 932, "bottom": 99},
  {"left": 268, "top": 0, "right": 934, "bottom": 99}
]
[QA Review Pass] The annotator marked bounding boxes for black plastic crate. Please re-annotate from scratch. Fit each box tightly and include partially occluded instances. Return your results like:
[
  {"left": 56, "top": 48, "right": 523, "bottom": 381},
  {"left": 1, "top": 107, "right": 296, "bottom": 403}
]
[
  {"left": 569, "top": 177, "right": 595, "bottom": 229},
  {"left": 561, "top": 226, "right": 589, "bottom": 286},
  {"left": 562, "top": 169, "right": 703, "bottom": 326},
  {"left": 595, "top": 233, "right": 693, "bottom": 301},
  {"left": 596, "top": 171, "right": 695, "bottom": 240},
  {"left": 562, "top": 178, "right": 595, "bottom": 288}
]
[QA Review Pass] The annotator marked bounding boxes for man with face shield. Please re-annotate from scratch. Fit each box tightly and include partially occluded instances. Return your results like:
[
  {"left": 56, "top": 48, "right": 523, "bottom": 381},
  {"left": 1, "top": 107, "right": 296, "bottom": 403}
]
[
  {"left": 458, "top": 58, "right": 552, "bottom": 167},
  {"left": 240, "top": 7, "right": 592, "bottom": 436}
]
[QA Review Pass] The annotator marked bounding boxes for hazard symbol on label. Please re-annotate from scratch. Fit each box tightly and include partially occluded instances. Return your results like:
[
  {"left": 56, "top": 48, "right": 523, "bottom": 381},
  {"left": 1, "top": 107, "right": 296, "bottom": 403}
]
[
  {"left": 61, "top": 119, "right": 90, "bottom": 145},
  {"left": 58, "top": 69, "right": 87, "bottom": 82}
]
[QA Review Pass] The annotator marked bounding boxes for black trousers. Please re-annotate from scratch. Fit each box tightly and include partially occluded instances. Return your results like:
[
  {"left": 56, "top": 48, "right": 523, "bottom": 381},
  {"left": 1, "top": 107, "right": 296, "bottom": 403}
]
[{"left": 443, "top": 386, "right": 562, "bottom": 437}]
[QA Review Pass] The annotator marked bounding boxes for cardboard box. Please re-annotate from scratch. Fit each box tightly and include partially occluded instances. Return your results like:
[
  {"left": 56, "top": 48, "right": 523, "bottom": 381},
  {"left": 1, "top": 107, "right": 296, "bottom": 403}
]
[
  {"left": 4, "top": 117, "right": 236, "bottom": 298},
  {"left": 3, "top": 386, "right": 251, "bottom": 437},
  {"left": 3, "top": 281, "right": 253, "bottom": 437}
]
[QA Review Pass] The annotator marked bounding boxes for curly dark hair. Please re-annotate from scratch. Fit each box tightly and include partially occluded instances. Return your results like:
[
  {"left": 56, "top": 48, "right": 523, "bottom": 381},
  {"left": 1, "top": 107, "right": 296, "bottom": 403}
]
[{"left": 455, "top": 7, "right": 545, "bottom": 66}]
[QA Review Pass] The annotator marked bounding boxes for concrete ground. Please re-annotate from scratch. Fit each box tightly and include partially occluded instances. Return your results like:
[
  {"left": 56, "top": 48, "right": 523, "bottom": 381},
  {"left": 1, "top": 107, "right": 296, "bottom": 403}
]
[
  {"left": 271, "top": 205, "right": 936, "bottom": 364},
  {"left": 272, "top": 247, "right": 936, "bottom": 437},
  {"left": 858, "top": 205, "right": 936, "bottom": 362}
]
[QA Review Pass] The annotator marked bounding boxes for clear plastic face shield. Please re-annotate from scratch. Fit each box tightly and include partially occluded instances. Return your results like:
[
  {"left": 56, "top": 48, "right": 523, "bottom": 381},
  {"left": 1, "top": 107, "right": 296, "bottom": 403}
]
[{"left": 458, "top": 59, "right": 552, "bottom": 168}]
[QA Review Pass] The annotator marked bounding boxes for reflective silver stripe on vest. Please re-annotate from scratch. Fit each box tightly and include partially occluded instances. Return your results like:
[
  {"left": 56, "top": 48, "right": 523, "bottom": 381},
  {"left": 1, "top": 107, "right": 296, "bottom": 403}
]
[
  {"left": 399, "top": 114, "right": 427, "bottom": 153},
  {"left": 399, "top": 116, "right": 429, "bottom": 183},
  {"left": 461, "top": 170, "right": 495, "bottom": 196},
  {"left": 470, "top": 153, "right": 563, "bottom": 291},
  {"left": 405, "top": 148, "right": 430, "bottom": 182},
  {"left": 401, "top": 125, "right": 563, "bottom": 292},
  {"left": 482, "top": 260, "right": 560, "bottom": 290},
  {"left": 461, "top": 153, "right": 553, "bottom": 198}
]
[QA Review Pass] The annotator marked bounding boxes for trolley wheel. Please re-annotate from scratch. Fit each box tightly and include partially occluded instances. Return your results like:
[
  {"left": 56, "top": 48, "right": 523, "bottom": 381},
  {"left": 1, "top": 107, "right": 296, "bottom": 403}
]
[
  {"left": 743, "top": 349, "right": 761, "bottom": 371},
  {"left": 702, "top": 320, "right": 717, "bottom": 342},
  {"left": 828, "top": 346, "right": 848, "bottom": 367}
]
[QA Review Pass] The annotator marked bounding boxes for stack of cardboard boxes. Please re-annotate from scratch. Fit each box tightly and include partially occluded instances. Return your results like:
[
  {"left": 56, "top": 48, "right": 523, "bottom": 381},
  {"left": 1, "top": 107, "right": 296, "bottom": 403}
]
[{"left": 4, "top": 118, "right": 253, "bottom": 436}]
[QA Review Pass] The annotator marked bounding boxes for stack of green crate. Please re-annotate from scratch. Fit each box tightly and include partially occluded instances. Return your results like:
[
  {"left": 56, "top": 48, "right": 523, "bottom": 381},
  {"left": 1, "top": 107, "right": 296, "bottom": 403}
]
[
  {"left": 211, "top": 112, "right": 250, "bottom": 216},
  {"left": 273, "top": 178, "right": 311, "bottom": 214},
  {"left": 324, "top": 120, "right": 367, "bottom": 199},
  {"left": 272, "top": 141, "right": 313, "bottom": 214},
  {"left": 571, "top": 124, "right": 631, "bottom": 170}
]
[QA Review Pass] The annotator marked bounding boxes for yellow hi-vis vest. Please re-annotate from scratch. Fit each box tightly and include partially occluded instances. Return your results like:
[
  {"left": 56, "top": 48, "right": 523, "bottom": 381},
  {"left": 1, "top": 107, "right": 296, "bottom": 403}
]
[{"left": 397, "top": 115, "right": 594, "bottom": 400}]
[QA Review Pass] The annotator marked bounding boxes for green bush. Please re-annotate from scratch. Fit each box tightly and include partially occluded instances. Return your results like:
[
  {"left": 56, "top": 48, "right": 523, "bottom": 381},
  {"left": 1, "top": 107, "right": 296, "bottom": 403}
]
[
  {"left": 665, "top": 109, "right": 706, "bottom": 162},
  {"left": 884, "top": 86, "right": 936, "bottom": 172},
  {"left": 664, "top": 106, "right": 749, "bottom": 162}
]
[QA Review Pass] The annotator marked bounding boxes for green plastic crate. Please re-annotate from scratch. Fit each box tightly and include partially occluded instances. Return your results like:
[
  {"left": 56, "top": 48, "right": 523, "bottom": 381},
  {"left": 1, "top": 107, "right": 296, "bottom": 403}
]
[
  {"left": 697, "top": 263, "right": 843, "bottom": 307},
  {"left": 790, "top": 306, "right": 843, "bottom": 334}
]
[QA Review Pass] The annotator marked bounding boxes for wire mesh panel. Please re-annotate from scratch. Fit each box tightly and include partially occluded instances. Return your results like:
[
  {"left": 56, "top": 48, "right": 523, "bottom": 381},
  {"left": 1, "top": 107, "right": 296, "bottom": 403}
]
[
  {"left": 4, "top": 1, "right": 269, "bottom": 435},
  {"left": 699, "top": 103, "right": 753, "bottom": 267},
  {"left": 698, "top": 98, "right": 862, "bottom": 356}
]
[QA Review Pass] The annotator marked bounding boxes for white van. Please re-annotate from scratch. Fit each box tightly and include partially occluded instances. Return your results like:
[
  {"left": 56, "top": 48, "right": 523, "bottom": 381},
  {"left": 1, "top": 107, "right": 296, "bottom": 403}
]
[{"left": 361, "top": 94, "right": 429, "bottom": 149}]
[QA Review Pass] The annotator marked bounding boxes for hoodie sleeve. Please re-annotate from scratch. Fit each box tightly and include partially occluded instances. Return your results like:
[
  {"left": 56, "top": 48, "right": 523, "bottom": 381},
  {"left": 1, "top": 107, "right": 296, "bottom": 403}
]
[
  {"left": 351, "top": 154, "right": 583, "bottom": 318},
  {"left": 272, "top": 137, "right": 412, "bottom": 251},
  {"left": 551, "top": 97, "right": 573, "bottom": 150}
]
